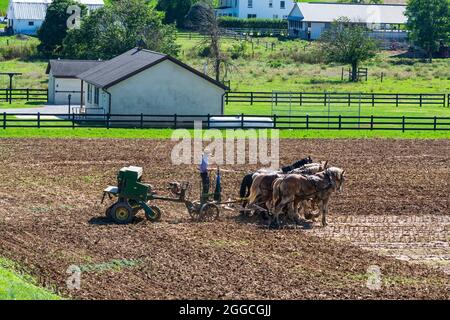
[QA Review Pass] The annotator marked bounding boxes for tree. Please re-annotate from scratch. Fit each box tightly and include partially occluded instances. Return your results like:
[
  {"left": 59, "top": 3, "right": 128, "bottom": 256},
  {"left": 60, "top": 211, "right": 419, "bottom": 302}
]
[
  {"left": 405, "top": 0, "right": 450, "bottom": 62},
  {"left": 186, "top": 1, "right": 226, "bottom": 82},
  {"left": 62, "top": 0, "right": 179, "bottom": 59},
  {"left": 320, "top": 18, "right": 378, "bottom": 82},
  {"left": 37, "top": 0, "right": 87, "bottom": 57},
  {"left": 156, "top": 0, "right": 193, "bottom": 28}
]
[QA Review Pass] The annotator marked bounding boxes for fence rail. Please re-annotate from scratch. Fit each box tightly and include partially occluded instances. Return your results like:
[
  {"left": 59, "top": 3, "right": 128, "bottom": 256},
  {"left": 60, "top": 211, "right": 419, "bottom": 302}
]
[
  {"left": 2, "top": 113, "right": 450, "bottom": 131},
  {"left": 225, "top": 91, "right": 448, "bottom": 108},
  {"left": 1, "top": 88, "right": 48, "bottom": 102}
]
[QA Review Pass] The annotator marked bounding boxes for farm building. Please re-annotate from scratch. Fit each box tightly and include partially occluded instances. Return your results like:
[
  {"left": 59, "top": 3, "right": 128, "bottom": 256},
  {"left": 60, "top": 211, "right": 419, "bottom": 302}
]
[
  {"left": 216, "top": 0, "right": 295, "bottom": 19},
  {"left": 76, "top": 48, "right": 228, "bottom": 125},
  {"left": 46, "top": 59, "right": 103, "bottom": 105},
  {"left": 6, "top": 0, "right": 104, "bottom": 35},
  {"left": 287, "top": 2, "right": 407, "bottom": 41}
]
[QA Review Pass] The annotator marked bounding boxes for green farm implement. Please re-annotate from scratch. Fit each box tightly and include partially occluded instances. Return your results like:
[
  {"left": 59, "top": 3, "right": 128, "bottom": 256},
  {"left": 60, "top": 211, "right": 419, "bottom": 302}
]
[{"left": 102, "top": 166, "right": 222, "bottom": 224}]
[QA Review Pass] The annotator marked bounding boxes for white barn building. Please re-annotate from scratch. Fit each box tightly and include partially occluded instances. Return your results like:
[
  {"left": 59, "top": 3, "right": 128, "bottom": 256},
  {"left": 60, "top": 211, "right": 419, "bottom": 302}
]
[
  {"left": 216, "top": 0, "right": 295, "bottom": 19},
  {"left": 46, "top": 59, "right": 103, "bottom": 105},
  {"left": 6, "top": 0, "right": 104, "bottom": 35},
  {"left": 77, "top": 48, "right": 228, "bottom": 125},
  {"left": 288, "top": 2, "right": 407, "bottom": 41}
]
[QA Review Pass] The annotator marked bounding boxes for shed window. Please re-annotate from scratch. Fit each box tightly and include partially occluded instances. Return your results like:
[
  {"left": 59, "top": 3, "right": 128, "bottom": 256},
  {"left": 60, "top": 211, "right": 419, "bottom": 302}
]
[
  {"left": 269, "top": 0, "right": 273, "bottom": 8},
  {"left": 247, "top": 14, "right": 256, "bottom": 18},
  {"left": 94, "top": 87, "right": 99, "bottom": 105},
  {"left": 87, "top": 84, "right": 92, "bottom": 103},
  {"left": 248, "top": 0, "right": 252, "bottom": 8},
  {"left": 280, "top": 1, "right": 285, "bottom": 9},
  {"left": 28, "top": 21, "right": 34, "bottom": 26}
]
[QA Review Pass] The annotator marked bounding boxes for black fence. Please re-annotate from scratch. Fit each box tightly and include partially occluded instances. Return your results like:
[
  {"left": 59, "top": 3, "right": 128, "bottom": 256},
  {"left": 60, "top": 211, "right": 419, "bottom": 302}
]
[
  {"left": 225, "top": 92, "right": 449, "bottom": 108},
  {"left": 2, "top": 113, "right": 450, "bottom": 131},
  {"left": 1, "top": 88, "right": 48, "bottom": 102}
]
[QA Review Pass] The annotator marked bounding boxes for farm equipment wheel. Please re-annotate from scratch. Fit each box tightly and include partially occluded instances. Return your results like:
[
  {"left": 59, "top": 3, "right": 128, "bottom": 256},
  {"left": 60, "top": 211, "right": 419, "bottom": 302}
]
[
  {"left": 145, "top": 205, "right": 162, "bottom": 222},
  {"left": 105, "top": 204, "right": 114, "bottom": 219},
  {"left": 199, "top": 203, "right": 220, "bottom": 222},
  {"left": 110, "top": 202, "right": 133, "bottom": 224},
  {"left": 186, "top": 200, "right": 201, "bottom": 221}
]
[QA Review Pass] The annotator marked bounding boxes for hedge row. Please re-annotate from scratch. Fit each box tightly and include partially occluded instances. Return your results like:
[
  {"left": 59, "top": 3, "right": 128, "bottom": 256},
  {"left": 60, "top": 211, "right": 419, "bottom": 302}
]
[{"left": 218, "top": 17, "right": 288, "bottom": 29}]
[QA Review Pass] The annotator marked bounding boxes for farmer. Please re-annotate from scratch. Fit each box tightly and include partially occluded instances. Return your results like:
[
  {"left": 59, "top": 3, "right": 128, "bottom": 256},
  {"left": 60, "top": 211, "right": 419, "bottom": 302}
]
[{"left": 199, "top": 150, "right": 211, "bottom": 202}]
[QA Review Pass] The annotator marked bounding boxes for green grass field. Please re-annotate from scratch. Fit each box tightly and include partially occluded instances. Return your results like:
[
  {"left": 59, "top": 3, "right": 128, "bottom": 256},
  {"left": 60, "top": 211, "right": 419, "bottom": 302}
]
[
  {"left": 0, "top": 257, "right": 60, "bottom": 300},
  {"left": 0, "top": 127, "right": 449, "bottom": 139},
  {"left": 0, "top": 0, "right": 7, "bottom": 16}
]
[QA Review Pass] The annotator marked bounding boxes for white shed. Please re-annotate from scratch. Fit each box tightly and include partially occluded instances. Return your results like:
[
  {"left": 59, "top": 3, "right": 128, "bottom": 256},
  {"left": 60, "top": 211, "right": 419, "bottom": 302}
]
[
  {"left": 46, "top": 59, "right": 103, "bottom": 105},
  {"left": 287, "top": 2, "right": 407, "bottom": 41},
  {"left": 6, "top": 0, "right": 104, "bottom": 35},
  {"left": 77, "top": 48, "right": 228, "bottom": 126}
]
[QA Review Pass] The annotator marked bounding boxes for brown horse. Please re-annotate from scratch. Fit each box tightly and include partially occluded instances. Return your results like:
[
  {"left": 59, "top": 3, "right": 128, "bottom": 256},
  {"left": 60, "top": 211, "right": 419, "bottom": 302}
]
[
  {"left": 272, "top": 167, "right": 345, "bottom": 227},
  {"left": 248, "top": 162, "right": 328, "bottom": 215}
]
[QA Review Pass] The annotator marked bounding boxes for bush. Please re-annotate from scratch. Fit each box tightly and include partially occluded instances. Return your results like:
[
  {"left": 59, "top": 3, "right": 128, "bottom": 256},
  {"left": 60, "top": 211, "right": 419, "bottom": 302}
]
[
  {"left": 228, "top": 42, "right": 248, "bottom": 59},
  {"left": 0, "top": 42, "right": 37, "bottom": 60},
  {"left": 218, "top": 17, "right": 287, "bottom": 29}
]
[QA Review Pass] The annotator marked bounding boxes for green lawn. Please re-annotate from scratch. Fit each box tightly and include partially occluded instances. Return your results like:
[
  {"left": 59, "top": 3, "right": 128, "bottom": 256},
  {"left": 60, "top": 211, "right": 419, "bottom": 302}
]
[
  {"left": 0, "top": 0, "right": 7, "bottom": 16},
  {"left": 0, "top": 257, "right": 60, "bottom": 300},
  {"left": 178, "top": 36, "right": 450, "bottom": 93},
  {"left": 0, "top": 127, "right": 449, "bottom": 139}
]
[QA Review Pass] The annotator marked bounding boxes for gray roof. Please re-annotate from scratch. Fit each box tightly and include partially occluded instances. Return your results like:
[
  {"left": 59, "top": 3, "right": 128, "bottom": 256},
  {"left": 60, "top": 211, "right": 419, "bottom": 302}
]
[
  {"left": 78, "top": 48, "right": 228, "bottom": 90},
  {"left": 288, "top": 3, "right": 407, "bottom": 24},
  {"left": 46, "top": 59, "right": 104, "bottom": 78},
  {"left": 7, "top": 0, "right": 104, "bottom": 20}
]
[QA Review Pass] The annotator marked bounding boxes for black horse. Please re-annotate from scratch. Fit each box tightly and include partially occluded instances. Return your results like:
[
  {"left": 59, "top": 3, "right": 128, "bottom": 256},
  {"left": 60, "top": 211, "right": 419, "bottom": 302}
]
[{"left": 238, "top": 156, "right": 313, "bottom": 212}]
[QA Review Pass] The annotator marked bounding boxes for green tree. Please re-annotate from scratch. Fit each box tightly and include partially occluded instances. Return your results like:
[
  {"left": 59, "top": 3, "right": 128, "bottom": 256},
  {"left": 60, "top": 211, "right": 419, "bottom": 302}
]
[
  {"left": 37, "top": 0, "right": 87, "bottom": 57},
  {"left": 156, "top": 0, "right": 193, "bottom": 27},
  {"left": 405, "top": 0, "right": 450, "bottom": 62},
  {"left": 63, "top": 0, "right": 179, "bottom": 59},
  {"left": 320, "top": 18, "right": 378, "bottom": 82}
]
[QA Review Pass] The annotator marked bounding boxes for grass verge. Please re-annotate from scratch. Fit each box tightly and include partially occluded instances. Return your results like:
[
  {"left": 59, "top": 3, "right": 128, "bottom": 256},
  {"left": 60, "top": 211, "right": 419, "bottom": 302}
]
[
  {"left": 0, "top": 127, "right": 449, "bottom": 139},
  {"left": 0, "top": 257, "right": 60, "bottom": 300}
]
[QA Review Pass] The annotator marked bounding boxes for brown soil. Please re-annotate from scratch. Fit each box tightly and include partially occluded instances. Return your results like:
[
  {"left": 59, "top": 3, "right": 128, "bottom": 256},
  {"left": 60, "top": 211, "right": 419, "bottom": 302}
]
[{"left": 0, "top": 138, "right": 448, "bottom": 299}]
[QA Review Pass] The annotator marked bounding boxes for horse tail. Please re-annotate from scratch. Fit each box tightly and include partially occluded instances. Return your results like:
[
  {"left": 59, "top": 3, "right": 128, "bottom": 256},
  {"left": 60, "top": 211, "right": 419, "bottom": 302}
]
[
  {"left": 239, "top": 173, "right": 253, "bottom": 198},
  {"left": 247, "top": 175, "right": 261, "bottom": 205}
]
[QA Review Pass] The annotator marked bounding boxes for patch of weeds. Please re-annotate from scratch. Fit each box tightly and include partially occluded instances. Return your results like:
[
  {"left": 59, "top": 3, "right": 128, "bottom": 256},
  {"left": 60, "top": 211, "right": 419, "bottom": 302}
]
[{"left": 78, "top": 258, "right": 142, "bottom": 274}]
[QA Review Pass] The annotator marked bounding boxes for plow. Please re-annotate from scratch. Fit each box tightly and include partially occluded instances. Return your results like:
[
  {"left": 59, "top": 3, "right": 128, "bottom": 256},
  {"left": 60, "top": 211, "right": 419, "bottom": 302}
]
[{"left": 102, "top": 166, "right": 238, "bottom": 224}]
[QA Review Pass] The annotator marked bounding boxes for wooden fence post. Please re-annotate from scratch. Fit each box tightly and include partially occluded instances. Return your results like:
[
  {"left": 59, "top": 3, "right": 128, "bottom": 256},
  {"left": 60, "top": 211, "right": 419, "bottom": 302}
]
[
  {"left": 434, "top": 116, "right": 437, "bottom": 130},
  {"left": 402, "top": 116, "right": 405, "bottom": 132},
  {"left": 37, "top": 112, "right": 40, "bottom": 128},
  {"left": 299, "top": 92, "right": 303, "bottom": 106},
  {"left": 174, "top": 114, "right": 177, "bottom": 129},
  {"left": 207, "top": 114, "right": 210, "bottom": 129},
  {"left": 107, "top": 114, "right": 110, "bottom": 129},
  {"left": 250, "top": 92, "right": 253, "bottom": 105},
  {"left": 241, "top": 113, "right": 244, "bottom": 129},
  {"left": 338, "top": 115, "right": 342, "bottom": 130},
  {"left": 140, "top": 113, "right": 143, "bottom": 129},
  {"left": 419, "top": 94, "right": 422, "bottom": 108},
  {"left": 306, "top": 114, "right": 309, "bottom": 130},
  {"left": 3, "top": 112, "right": 6, "bottom": 129},
  {"left": 72, "top": 113, "right": 75, "bottom": 129},
  {"left": 273, "top": 114, "right": 277, "bottom": 129},
  {"left": 372, "top": 94, "right": 375, "bottom": 107},
  {"left": 396, "top": 94, "right": 399, "bottom": 107},
  {"left": 370, "top": 115, "right": 374, "bottom": 130},
  {"left": 26, "top": 88, "right": 29, "bottom": 101}
]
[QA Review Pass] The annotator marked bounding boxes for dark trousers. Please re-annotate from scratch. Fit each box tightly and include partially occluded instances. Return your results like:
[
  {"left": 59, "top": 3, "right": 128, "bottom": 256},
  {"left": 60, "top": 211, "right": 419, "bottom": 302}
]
[{"left": 200, "top": 172, "right": 210, "bottom": 201}]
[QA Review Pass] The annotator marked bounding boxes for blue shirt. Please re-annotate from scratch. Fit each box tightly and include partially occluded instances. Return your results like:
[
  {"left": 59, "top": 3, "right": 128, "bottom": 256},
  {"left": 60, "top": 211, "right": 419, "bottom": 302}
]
[{"left": 199, "top": 154, "right": 209, "bottom": 173}]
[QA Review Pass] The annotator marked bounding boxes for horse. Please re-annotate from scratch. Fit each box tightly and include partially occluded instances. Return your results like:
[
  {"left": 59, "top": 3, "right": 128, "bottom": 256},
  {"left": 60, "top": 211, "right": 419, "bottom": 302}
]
[
  {"left": 247, "top": 161, "right": 328, "bottom": 216},
  {"left": 238, "top": 156, "right": 314, "bottom": 207},
  {"left": 272, "top": 167, "right": 345, "bottom": 227}
]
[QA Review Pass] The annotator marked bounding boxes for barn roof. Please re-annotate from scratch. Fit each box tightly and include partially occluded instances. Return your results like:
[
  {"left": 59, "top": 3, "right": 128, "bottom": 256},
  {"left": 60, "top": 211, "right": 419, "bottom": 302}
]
[
  {"left": 288, "top": 3, "right": 407, "bottom": 24},
  {"left": 77, "top": 48, "right": 228, "bottom": 90},
  {"left": 7, "top": 0, "right": 104, "bottom": 20},
  {"left": 46, "top": 59, "right": 104, "bottom": 78}
]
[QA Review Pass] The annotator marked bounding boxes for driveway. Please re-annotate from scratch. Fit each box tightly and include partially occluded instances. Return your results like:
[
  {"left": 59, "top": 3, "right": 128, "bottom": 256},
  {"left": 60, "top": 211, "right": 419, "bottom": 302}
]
[{"left": 0, "top": 104, "right": 71, "bottom": 114}]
